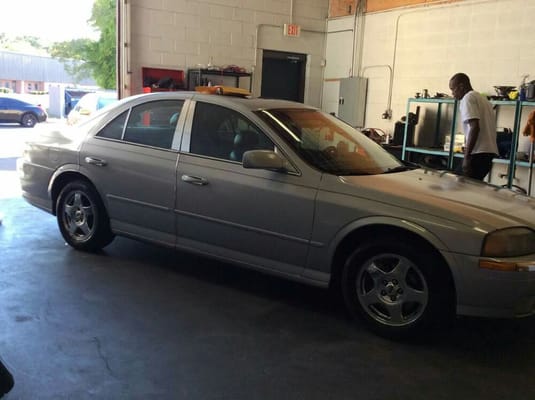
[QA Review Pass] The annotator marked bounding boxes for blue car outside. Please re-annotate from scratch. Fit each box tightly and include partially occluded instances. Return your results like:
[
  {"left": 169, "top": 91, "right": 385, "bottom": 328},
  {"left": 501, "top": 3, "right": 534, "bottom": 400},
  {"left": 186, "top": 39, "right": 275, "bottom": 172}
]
[{"left": 0, "top": 97, "right": 48, "bottom": 127}]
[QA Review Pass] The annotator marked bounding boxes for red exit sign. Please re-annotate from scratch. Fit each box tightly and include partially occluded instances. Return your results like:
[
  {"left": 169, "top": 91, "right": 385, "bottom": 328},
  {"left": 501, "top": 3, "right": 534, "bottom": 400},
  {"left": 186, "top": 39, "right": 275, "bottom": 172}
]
[{"left": 283, "top": 23, "right": 301, "bottom": 37}]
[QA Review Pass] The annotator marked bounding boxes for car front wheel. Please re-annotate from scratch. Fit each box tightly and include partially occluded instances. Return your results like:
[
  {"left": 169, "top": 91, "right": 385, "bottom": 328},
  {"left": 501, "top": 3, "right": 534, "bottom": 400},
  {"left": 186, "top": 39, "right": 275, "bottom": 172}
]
[
  {"left": 21, "top": 113, "right": 37, "bottom": 127},
  {"left": 56, "top": 181, "right": 114, "bottom": 251},
  {"left": 342, "top": 238, "right": 454, "bottom": 339}
]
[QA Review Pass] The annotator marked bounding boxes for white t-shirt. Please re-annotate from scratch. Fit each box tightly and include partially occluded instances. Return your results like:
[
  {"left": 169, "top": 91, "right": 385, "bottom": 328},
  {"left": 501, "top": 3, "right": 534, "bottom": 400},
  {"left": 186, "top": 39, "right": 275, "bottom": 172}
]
[{"left": 460, "top": 91, "right": 498, "bottom": 155}]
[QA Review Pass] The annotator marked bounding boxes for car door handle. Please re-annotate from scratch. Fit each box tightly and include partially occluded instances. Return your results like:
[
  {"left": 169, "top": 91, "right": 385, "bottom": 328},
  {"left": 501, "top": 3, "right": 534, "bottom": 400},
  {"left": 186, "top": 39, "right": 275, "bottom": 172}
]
[
  {"left": 84, "top": 157, "right": 107, "bottom": 167},
  {"left": 181, "top": 175, "right": 208, "bottom": 186}
]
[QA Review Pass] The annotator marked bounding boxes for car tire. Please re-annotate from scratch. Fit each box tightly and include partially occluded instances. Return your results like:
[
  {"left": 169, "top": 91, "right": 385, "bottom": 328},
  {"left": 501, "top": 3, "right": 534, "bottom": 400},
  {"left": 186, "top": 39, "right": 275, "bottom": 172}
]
[
  {"left": 56, "top": 180, "right": 114, "bottom": 252},
  {"left": 21, "top": 113, "right": 38, "bottom": 128},
  {"left": 341, "top": 238, "right": 454, "bottom": 339}
]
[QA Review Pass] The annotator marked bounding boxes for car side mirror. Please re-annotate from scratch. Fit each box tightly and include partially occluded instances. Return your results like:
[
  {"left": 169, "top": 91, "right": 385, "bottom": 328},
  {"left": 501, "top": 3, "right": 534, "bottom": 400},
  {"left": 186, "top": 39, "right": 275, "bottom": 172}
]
[
  {"left": 79, "top": 108, "right": 91, "bottom": 116},
  {"left": 242, "top": 150, "right": 289, "bottom": 172}
]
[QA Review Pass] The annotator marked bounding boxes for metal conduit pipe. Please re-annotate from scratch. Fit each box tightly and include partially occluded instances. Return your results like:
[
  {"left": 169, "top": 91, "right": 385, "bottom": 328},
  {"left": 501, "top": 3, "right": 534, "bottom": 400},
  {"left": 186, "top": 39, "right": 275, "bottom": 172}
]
[
  {"left": 361, "top": 64, "right": 393, "bottom": 119},
  {"left": 388, "top": 0, "right": 503, "bottom": 118}
]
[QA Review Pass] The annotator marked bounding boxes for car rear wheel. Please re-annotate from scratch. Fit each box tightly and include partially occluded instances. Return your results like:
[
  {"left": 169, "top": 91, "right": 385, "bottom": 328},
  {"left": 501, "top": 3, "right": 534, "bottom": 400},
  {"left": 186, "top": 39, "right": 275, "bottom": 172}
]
[
  {"left": 21, "top": 113, "right": 37, "bottom": 127},
  {"left": 56, "top": 181, "right": 114, "bottom": 251},
  {"left": 341, "top": 238, "right": 454, "bottom": 339}
]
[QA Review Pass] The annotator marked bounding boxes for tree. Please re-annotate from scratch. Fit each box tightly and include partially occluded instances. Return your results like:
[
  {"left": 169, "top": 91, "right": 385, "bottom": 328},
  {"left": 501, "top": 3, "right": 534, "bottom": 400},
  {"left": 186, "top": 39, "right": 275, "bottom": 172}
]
[
  {"left": 50, "top": 0, "right": 116, "bottom": 89},
  {"left": 0, "top": 34, "right": 47, "bottom": 54}
]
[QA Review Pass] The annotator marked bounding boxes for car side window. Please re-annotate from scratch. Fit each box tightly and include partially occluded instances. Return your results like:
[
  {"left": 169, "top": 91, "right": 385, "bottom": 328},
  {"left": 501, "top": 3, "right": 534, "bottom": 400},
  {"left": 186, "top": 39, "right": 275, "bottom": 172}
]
[
  {"left": 97, "top": 100, "right": 184, "bottom": 149},
  {"left": 97, "top": 111, "right": 128, "bottom": 140},
  {"left": 190, "top": 102, "right": 274, "bottom": 162}
]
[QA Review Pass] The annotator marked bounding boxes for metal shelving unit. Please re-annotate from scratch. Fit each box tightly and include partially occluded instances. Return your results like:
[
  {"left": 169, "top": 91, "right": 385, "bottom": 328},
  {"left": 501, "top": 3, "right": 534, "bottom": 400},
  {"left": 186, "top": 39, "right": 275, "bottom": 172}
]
[
  {"left": 400, "top": 97, "right": 535, "bottom": 194},
  {"left": 401, "top": 98, "right": 458, "bottom": 169},
  {"left": 187, "top": 69, "right": 252, "bottom": 91},
  {"left": 517, "top": 101, "right": 535, "bottom": 195}
]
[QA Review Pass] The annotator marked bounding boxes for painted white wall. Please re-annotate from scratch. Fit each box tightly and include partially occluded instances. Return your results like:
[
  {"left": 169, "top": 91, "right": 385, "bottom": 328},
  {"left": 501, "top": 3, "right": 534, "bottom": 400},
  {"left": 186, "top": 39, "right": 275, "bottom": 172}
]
[
  {"left": 125, "top": 0, "right": 328, "bottom": 106},
  {"left": 331, "top": 0, "right": 535, "bottom": 191},
  {"left": 322, "top": 17, "right": 355, "bottom": 116},
  {"left": 355, "top": 0, "right": 535, "bottom": 144}
]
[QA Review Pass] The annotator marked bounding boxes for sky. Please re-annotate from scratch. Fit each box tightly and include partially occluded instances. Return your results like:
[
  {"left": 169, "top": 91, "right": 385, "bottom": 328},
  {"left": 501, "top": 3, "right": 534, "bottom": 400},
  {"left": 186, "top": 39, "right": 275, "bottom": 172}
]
[{"left": 1, "top": 0, "right": 99, "bottom": 44}]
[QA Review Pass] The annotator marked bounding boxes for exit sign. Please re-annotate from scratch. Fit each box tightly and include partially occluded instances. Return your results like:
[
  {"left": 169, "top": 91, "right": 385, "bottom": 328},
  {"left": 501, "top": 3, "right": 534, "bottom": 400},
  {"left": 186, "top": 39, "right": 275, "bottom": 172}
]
[{"left": 283, "top": 23, "right": 301, "bottom": 37}]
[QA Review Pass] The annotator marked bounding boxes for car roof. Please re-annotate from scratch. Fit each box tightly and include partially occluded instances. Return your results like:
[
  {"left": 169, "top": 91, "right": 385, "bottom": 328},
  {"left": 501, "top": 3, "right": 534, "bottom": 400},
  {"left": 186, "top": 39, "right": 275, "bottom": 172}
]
[
  {"left": 118, "top": 92, "right": 317, "bottom": 113},
  {"left": 81, "top": 92, "right": 117, "bottom": 99},
  {"left": 0, "top": 96, "right": 35, "bottom": 106}
]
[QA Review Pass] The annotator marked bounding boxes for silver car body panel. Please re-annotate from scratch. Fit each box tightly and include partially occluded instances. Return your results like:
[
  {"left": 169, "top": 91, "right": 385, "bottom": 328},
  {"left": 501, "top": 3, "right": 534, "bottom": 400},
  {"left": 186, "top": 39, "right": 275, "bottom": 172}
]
[
  {"left": 175, "top": 98, "right": 320, "bottom": 278},
  {"left": 17, "top": 92, "right": 535, "bottom": 320},
  {"left": 80, "top": 138, "right": 179, "bottom": 247}
]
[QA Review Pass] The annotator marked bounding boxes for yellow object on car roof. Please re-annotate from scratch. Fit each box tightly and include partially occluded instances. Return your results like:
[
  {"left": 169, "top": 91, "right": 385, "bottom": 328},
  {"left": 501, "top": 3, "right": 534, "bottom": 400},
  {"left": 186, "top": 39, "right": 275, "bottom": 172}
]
[{"left": 195, "top": 85, "right": 251, "bottom": 97}]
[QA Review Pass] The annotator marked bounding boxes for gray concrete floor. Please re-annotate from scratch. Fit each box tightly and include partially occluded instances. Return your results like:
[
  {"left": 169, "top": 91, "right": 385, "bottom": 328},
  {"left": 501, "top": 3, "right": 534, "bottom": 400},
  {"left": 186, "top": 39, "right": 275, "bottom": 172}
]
[{"left": 1, "top": 125, "right": 535, "bottom": 399}]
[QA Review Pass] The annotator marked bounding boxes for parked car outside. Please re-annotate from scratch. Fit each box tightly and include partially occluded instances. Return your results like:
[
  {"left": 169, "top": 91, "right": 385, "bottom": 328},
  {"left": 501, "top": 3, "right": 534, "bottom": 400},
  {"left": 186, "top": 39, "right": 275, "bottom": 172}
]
[
  {"left": 67, "top": 91, "right": 118, "bottom": 125},
  {"left": 0, "top": 96, "right": 47, "bottom": 127},
  {"left": 17, "top": 91, "right": 535, "bottom": 339},
  {"left": 64, "top": 88, "right": 94, "bottom": 117}
]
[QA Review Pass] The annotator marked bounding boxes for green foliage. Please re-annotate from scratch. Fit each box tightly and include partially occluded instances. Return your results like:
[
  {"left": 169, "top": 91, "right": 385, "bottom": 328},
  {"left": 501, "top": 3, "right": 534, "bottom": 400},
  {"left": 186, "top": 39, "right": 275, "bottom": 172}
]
[
  {"left": 0, "top": 34, "right": 48, "bottom": 53},
  {"left": 50, "top": 0, "right": 116, "bottom": 89}
]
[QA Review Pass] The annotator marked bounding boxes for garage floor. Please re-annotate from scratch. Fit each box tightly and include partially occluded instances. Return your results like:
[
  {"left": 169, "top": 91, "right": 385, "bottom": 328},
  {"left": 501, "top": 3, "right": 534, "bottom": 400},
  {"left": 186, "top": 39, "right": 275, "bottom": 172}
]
[{"left": 1, "top": 145, "right": 535, "bottom": 399}]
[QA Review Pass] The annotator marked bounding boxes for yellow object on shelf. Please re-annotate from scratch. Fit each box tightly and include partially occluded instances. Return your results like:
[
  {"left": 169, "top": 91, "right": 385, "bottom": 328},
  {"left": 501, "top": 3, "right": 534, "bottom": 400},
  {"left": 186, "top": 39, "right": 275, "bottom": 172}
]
[{"left": 508, "top": 90, "right": 519, "bottom": 100}]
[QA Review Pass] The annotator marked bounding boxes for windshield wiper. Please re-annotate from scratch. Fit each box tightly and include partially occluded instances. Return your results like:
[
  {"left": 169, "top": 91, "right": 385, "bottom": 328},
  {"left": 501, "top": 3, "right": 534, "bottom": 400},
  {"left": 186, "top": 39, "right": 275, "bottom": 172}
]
[{"left": 383, "top": 165, "right": 415, "bottom": 174}]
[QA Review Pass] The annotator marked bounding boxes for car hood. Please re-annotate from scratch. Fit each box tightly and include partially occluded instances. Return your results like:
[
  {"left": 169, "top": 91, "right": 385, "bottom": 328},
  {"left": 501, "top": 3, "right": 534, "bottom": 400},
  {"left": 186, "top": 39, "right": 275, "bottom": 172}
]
[{"left": 337, "top": 168, "right": 535, "bottom": 231}]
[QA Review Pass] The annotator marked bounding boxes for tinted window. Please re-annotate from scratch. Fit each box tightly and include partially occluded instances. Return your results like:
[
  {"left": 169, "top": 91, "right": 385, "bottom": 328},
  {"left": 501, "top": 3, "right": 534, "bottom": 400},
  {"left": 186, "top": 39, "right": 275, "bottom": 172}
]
[
  {"left": 97, "top": 100, "right": 184, "bottom": 149},
  {"left": 255, "top": 108, "right": 403, "bottom": 175},
  {"left": 190, "top": 102, "right": 273, "bottom": 161},
  {"left": 97, "top": 111, "right": 128, "bottom": 140}
]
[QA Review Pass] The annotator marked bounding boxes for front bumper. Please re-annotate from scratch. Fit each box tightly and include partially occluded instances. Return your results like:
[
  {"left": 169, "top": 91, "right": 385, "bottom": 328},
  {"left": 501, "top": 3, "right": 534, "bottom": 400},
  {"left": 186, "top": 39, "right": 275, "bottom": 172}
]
[{"left": 452, "top": 252, "right": 535, "bottom": 318}]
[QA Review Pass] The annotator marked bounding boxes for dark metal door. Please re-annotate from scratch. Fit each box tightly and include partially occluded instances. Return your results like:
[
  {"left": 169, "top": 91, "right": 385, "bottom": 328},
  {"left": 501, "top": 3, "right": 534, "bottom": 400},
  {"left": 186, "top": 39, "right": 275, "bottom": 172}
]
[{"left": 261, "top": 50, "right": 306, "bottom": 103}]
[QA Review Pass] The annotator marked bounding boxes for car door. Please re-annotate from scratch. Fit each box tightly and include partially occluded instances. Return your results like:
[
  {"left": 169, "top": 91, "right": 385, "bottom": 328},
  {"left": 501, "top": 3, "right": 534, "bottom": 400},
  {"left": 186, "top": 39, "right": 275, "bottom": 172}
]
[
  {"left": 79, "top": 99, "right": 186, "bottom": 246},
  {"left": 175, "top": 100, "right": 321, "bottom": 277},
  {"left": 0, "top": 98, "right": 17, "bottom": 122},
  {"left": 0, "top": 98, "right": 6, "bottom": 122}
]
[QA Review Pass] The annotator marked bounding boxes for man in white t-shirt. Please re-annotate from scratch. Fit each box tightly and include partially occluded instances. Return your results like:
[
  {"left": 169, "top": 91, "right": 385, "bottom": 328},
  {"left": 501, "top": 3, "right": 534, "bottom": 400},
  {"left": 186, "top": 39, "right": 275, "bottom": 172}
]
[{"left": 449, "top": 73, "right": 498, "bottom": 180}]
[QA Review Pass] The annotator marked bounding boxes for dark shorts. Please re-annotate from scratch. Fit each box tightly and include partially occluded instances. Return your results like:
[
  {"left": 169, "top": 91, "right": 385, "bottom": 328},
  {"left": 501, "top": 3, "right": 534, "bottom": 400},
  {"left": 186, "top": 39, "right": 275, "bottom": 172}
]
[{"left": 456, "top": 153, "right": 495, "bottom": 180}]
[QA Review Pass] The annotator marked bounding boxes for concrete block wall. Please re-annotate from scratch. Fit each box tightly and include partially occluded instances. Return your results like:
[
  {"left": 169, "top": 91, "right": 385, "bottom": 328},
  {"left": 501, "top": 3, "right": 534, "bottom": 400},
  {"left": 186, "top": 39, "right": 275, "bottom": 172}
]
[
  {"left": 357, "top": 0, "right": 535, "bottom": 143},
  {"left": 126, "top": 0, "right": 328, "bottom": 105}
]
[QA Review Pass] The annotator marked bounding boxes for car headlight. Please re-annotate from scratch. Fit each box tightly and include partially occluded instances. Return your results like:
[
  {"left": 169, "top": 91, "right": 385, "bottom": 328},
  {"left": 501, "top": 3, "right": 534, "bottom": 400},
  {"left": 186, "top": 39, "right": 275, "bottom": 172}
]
[
  {"left": 482, "top": 227, "right": 535, "bottom": 257},
  {"left": 479, "top": 227, "right": 535, "bottom": 272}
]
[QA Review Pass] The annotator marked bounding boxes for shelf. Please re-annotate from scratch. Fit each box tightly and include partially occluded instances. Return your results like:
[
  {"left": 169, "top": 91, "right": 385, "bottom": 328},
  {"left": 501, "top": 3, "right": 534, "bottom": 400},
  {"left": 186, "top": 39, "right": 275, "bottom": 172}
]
[
  {"left": 408, "top": 97, "right": 455, "bottom": 104},
  {"left": 405, "top": 146, "right": 448, "bottom": 156},
  {"left": 187, "top": 68, "right": 252, "bottom": 91},
  {"left": 516, "top": 160, "right": 531, "bottom": 168},
  {"left": 402, "top": 98, "right": 458, "bottom": 169},
  {"left": 402, "top": 98, "right": 535, "bottom": 195},
  {"left": 196, "top": 68, "right": 251, "bottom": 77},
  {"left": 142, "top": 67, "right": 185, "bottom": 92},
  {"left": 490, "top": 99, "right": 517, "bottom": 106}
]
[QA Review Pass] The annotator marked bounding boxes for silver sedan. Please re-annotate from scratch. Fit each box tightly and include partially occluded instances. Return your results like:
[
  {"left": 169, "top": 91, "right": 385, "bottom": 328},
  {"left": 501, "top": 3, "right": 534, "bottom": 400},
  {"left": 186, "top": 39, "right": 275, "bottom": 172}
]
[{"left": 18, "top": 91, "right": 535, "bottom": 338}]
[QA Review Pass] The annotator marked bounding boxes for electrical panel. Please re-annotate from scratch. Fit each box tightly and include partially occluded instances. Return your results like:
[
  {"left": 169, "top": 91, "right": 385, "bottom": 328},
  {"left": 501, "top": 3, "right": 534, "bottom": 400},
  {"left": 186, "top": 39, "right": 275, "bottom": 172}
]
[{"left": 338, "top": 77, "right": 368, "bottom": 128}]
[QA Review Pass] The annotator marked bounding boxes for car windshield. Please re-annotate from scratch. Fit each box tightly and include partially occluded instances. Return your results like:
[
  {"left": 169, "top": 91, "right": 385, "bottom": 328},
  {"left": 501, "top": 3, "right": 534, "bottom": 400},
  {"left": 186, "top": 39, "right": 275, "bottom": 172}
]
[
  {"left": 255, "top": 108, "right": 408, "bottom": 175},
  {"left": 97, "top": 96, "right": 117, "bottom": 109},
  {"left": 75, "top": 100, "right": 122, "bottom": 128}
]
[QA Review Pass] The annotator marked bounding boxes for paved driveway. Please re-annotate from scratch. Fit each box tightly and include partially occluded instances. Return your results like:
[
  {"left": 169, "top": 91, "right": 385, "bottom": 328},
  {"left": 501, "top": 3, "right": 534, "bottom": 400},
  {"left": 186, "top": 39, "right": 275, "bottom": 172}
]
[{"left": 1, "top": 122, "right": 535, "bottom": 400}]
